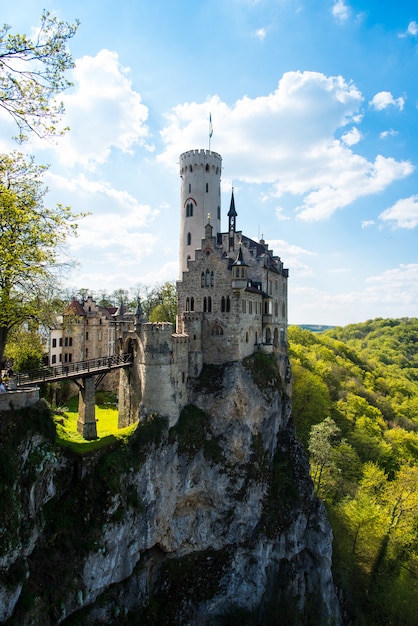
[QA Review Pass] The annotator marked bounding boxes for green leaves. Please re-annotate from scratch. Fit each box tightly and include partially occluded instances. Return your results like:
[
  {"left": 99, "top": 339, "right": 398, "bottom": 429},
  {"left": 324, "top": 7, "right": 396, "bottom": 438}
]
[{"left": 0, "top": 10, "right": 79, "bottom": 142}]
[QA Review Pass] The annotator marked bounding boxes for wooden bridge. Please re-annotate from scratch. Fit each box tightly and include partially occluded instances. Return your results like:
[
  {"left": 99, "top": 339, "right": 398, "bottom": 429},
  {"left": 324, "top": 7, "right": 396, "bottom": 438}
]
[
  {"left": 15, "top": 353, "right": 133, "bottom": 441},
  {"left": 16, "top": 353, "right": 133, "bottom": 387}
]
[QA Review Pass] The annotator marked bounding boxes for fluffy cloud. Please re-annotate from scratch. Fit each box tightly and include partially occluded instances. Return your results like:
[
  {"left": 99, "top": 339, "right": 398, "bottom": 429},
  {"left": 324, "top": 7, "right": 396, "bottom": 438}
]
[
  {"left": 49, "top": 50, "right": 151, "bottom": 168},
  {"left": 379, "top": 195, "right": 418, "bottom": 229},
  {"left": 159, "top": 71, "right": 412, "bottom": 221},
  {"left": 332, "top": 0, "right": 350, "bottom": 24},
  {"left": 369, "top": 91, "right": 405, "bottom": 111}
]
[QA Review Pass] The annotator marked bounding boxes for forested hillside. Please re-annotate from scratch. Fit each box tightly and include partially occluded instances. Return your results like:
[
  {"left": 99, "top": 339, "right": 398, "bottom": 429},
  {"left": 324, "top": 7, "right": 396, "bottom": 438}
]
[{"left": 289, "top": 318, "right": 418, "bottom": 625}]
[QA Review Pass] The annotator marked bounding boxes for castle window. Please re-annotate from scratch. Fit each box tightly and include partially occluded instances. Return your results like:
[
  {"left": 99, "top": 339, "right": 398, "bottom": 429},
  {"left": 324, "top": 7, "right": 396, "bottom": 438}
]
[
  {"left": 59, "top": 354, "right": 62, "bottom": 362},
  {"left": 211, "top": 271, "right": 214, "bottom": 287},
  {"left": 86, "top": 331, "right": 89, "bottom": 341},
  {"left": 221, "top": 296, "right": 226, "bottom": 312},
  {"left": 189, "top": 183, "right": 191, "bottom": 193},
  {"left": 52, "top": 338, "right": 57, "bottom": 348},
  {"left": 217, "top": 206, "right": 220, "bottom": 220},
  {"left": 52, "top": 355, "right": 56, "bottom": 364},
  {"left": 201, "top": 272, "right": 205, "bottom": 287},
  {"left": 242, "top": 300, "right": 246, "bottom": 314},
  {"left": 206, "top": 183, "right": 208, "bottom": 193},
  {"left": 69, "top": 353, "right": 72, "bottom": 363},
  {"left": 275, "top": 301, "right": 279, "bottom": 317},
  {"left": 241, "top": 267, "right": 245, "bottom": 278},
  {"left": 212, "top": 324, "right": 223, "bottom": 336},
  {"left": 59, "top": 338, "right": 63, "bottom": 347},
  {"left": 249, "top": 301, "right": 253, "bottom": 314},
  {"left": 205, "top": 269, "right": 211, "bottom": 287},
  {"left": 282, "top": 302, "right": 286, "bottom": 317},
  {"left": 99, "top": 318, "right": 102, "bottom": 325},
  {"left": 190, "top": 297, "right": 195, "bottom": 311},
  {"left": 226, "top": 296, "right": 231, "bottom": 312},
  {"left": 208, "top": 296, "right": 212, "bottom": 312},
  {"left": 182, "top": 372, "right": 185, "bottom": 383},
  {"left": 203, "top": 297, "right": 207, "bottom": 312},
  {"left": 186, "top": 297, "right": 190, "bottom": 311},
  {"left": 187, "top": 232, "right": 191, "bottom": 245},
  {"left": 246, "top": 332, "right": 249, "bottom": 343},
  {"left": 280, "top": 328, "right": 285, "bottom": 345},
  {"left": 189, "top": 165, "right": 193, "bottom": 172},
  {"left": 205, "top": 164, "right": 209, "bottom": 171}
]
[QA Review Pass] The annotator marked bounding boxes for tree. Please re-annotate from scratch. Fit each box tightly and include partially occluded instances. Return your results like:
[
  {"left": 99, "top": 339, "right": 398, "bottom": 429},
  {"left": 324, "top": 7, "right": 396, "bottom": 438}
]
[
  {"left": 4, "top": 325, "right": 44, "bottom": 372},
  {"left": 147, "top": 282, "right": 178, "bottom": 326},
  {"left": 0, "top": 152, "right": 83, "bottom": 364},
  {"left": 308, "top": 416, "right": 341, "bottom": 493},
  {"left": 0, "top": 10, "right": 79, "bottom": 142}
]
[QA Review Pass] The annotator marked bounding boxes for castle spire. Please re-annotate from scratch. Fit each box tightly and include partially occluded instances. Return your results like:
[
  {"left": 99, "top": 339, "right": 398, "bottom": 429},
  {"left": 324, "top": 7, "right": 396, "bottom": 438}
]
[{"left": 228, "top": 188, "right": 237, "bottom": 251}]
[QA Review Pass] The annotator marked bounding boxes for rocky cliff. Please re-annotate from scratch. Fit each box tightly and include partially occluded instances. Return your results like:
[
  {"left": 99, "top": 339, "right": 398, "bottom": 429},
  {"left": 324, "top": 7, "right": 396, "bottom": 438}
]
[{"left": 0, "top": 353, "right": 340, "bottom": 624}]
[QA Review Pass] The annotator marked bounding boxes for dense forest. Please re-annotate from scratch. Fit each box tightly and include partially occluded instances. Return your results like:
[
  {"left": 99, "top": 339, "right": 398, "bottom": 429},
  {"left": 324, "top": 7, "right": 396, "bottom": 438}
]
[{"left": 289, "top": 318, "right": 418, "bottom": 625}]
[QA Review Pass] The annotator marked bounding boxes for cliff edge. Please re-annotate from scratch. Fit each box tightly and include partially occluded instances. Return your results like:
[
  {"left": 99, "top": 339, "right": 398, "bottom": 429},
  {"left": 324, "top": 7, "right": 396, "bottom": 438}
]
[{"left": 0, "top": 354, "right": 340, "bottom": 624}]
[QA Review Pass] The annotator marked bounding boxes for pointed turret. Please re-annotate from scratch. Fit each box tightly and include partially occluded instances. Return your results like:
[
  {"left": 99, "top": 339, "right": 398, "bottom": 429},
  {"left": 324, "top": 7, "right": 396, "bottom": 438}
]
[
  {"left": 231, "top": 243, "right": 248, "bottom": 290},
  {"left": 228, "top": 188, "right": 237, "bottom": 251}
]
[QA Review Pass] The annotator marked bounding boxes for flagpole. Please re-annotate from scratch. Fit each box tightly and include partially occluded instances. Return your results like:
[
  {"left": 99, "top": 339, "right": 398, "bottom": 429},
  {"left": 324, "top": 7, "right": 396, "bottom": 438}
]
[{"left": 209, "top": 113, "right": 213, "bottom": 152}]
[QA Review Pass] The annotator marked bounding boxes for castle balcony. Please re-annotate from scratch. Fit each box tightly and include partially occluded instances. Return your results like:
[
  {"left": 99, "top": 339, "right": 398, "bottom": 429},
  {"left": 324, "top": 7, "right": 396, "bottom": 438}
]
[{"left": 262, "top": 314, "right": 273, "bottom": 326}]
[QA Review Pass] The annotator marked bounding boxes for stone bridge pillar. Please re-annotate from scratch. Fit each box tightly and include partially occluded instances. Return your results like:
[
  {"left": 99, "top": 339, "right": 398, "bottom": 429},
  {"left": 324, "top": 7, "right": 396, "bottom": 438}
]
[{"left": 77, "top": 377, "right": 97, "bottom": 440}]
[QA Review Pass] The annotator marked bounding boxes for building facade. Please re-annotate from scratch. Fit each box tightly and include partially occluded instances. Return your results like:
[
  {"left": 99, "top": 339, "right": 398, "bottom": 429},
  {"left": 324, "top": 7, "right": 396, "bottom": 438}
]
[{"left": 118, "top": 149, "right": 289, "bottom": 428}]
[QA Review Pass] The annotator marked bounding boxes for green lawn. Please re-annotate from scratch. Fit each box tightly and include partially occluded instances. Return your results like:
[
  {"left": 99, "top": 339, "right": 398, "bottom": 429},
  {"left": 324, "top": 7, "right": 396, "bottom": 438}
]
[{"left": 54, "top": 394, "right": 137, "bottom": 454}]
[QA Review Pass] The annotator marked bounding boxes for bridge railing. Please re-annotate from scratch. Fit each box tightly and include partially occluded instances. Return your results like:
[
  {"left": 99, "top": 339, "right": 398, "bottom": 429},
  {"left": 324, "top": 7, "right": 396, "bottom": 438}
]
[{"left": 16, "top": 353, "right": 133, "bottom": 386}]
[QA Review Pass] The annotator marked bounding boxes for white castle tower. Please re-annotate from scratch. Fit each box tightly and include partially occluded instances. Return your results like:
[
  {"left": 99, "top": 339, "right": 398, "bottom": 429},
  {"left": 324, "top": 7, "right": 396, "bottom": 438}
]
[{"left": 179, "top": 149, "right": 222, "bottom": 276}]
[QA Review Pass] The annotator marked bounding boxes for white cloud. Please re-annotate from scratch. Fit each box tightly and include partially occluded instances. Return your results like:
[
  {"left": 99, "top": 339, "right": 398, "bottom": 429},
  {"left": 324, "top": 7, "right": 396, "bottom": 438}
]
[
  {"left": 158, "top": 71, "right": 412, "bottom": 222},
  {"left": 370, "top": 91, "right": 405, "bottom": 111},
  {"left": 254, "top": 27, "right": 267, "bottom": 40},
  {"left": 275, "top": 207, "right": 290, "bottom": 221},
  {"left": 407, "top": 21, "right": 418, "bottom": 36},
  {"left": 341, "top": 127, "right": 362, "bottom": 146},
  {"left": 332, "top": 0, "right": 350, "bottom": 24},
  {"left": 361, "top": 220, "right": 374, "bottom": 228},
  {"left": 379, "top": 195, "right": 418, "bottom": 229},
  {"left": 380, "top": 129, "right": 398, "bottom": 139},
  {"left": 46, "top": 50, "right": 151, "bottom": 168}
]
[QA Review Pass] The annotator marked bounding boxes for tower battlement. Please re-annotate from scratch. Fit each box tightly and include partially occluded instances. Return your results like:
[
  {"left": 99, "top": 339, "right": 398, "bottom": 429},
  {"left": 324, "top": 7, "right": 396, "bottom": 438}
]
[{"left": 180, "top": 149, "right": 222, "bottom": 168}]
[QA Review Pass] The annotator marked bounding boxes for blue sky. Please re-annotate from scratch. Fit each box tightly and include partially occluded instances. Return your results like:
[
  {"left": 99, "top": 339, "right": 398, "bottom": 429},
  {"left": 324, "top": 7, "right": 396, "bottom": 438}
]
[{"left": 1, "top": 0, "right": 418, "bottom": 325}]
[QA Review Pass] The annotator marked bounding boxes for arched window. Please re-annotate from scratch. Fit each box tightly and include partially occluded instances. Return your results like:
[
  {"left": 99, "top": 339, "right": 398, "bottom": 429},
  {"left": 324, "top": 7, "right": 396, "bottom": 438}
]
[
  {"left": 189, "top": 183, "right": 191, "bottom": 193},
  {"left": 190, "top": 297, "right": 195, "bottom": 311},
  {"left": 226, "top": 296, "right": 231, "bottom": 312},
  {"left": 205, "top": 269, "right": 211, "bottom": 287},
  {"left": 201, "top": 272, "right": 205, "bottom": 287},
  {"left": 212, "top": 324, "right": 223, "bottom": 336},
  {"left": 210, "top": 271, "right": 214, "bottom": 287},
  {"left": 206, "top": 183, "right": 208, "bottom": 192},
  {"left": 282, "top": 302, "right": 286, "bottom": 317},
  {"left": 203, "top": 297, "right": 207, "bottom": 312},
  {"left": 208, "top": 296, "right": 212, "bottom": 313},
  {"left": 189, "top": 165, "right": 193, "bottom": 172},
  {"left": 187, "top": 232, "right": 191, "bottom": 245},
  {"left": 189, "top": 202, "right": 193, "bottom": 217},
  {"left": 266, "top": 328, "right": 272, "bottom": 344},
  {"left": 246, "top": 332, "right": 249, "bottom": 343},
  {"left": 280, "top": 328, "right": 285, "bottom": 345},
  {"left": 221, "top": 296, "right": 226, "bottom": 312},
  {"left": 205, "top": 164, "right": 209, "bottom": 171},
  {"left": 186, "top": 297, "right": 190, "bottom": 311}
]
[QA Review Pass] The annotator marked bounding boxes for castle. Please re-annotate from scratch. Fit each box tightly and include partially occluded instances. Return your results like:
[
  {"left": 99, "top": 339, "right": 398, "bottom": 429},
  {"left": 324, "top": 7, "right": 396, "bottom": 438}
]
[{"left": 118, "top": 149, "right": 289, "bottom": 428}]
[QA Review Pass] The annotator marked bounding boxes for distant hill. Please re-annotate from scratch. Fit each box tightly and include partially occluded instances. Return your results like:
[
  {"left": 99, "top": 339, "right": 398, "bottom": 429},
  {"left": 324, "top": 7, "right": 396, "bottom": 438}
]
[{"left": 296, "top": 324, "right": 335, "bottom": 333}]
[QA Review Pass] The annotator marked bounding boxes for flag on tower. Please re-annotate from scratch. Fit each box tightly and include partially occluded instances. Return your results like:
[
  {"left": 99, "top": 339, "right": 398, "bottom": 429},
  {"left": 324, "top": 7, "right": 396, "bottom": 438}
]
[{"left": 209, "top": 113, "right": 213, "bottom": 138}]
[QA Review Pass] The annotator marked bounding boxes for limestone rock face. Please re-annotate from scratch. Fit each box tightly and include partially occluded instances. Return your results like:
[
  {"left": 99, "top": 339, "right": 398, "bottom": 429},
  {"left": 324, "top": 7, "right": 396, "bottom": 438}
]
[{"left": 0, "top": 361, "right": 341, "bottom": 625}]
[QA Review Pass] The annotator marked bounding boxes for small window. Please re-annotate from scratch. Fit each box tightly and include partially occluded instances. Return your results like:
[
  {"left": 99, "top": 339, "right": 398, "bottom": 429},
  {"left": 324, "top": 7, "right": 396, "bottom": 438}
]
[
  {"left": 221, "top": 296, "right": 226, "bottom": 312},
  {"left": 208, "top": 296, "right": 212, "bottom": 313},
  {"left": 206, "top": 183, "right": 208, "bottom": 193},
  {"left": 59, "top": 338, "right": 63, "bottom": 347},
  {"left": 69, "top": 337, "right": 73, "bottom": 347},
  {"left": 187, "top": 232, "right": 191, "bottom": 246},
  {"left": 186, "top": 297, "right": 190, "bottom": 311},
  {"left": 69, "top": 354, "right": 72, "bottom": 363},
  {"left": 52, "top": 355, "right": 56, "bottom": 364},
  {"left": 201, "top": 272, "right": 205, "bottom": 287},
  {"left": 190, "top": 297, "right": 195, "bottom": 311},
  {"left": 189, "top": 165, "right": 193, "bottom": 172},
  {"left": 86, "top": 331, "right": 89, "bottom": 340},
  {"left": 205, "top": 164, "right": 209, "bottom": 171},
  {"left": 217, "top": 206, "right": 220, "bottom": 220},
  {"left": 189, "top": 183, "right": 191, "bottom": 193},
  {"left": 210, "top": 271, "right": 214, "bottom": 287},
  {"left": 226, "top": 296, "right": 231, "bottom": 312},
  {"left": 52, "top": 338, "right": 57, "bottom": 348}
]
